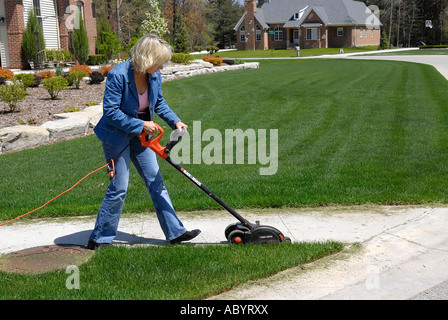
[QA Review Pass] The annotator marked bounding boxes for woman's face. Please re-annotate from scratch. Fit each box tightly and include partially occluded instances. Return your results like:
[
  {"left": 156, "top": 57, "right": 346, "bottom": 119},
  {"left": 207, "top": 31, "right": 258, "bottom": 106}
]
[{"left": 146, "top": 65, "right": 164, "bottom": 74}]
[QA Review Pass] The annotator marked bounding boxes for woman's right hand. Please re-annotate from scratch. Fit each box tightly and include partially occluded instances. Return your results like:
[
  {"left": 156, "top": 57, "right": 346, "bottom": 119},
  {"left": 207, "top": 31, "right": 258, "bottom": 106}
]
[{"left": 143, "top": 121, "right": 159, "bottom": 135}]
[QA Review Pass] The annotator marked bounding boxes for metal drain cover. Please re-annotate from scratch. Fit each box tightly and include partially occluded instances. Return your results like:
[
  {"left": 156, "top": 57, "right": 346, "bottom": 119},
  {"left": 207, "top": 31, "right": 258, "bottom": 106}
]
[{"left": 0, "top": 245, "right": 93, "bottom": 274}]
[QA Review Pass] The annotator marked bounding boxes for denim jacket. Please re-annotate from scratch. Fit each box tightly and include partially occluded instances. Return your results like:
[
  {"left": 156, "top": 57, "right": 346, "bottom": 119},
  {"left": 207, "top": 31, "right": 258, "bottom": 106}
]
[{"left": 94, "top": 59, "right": 181, "bottom": 148}]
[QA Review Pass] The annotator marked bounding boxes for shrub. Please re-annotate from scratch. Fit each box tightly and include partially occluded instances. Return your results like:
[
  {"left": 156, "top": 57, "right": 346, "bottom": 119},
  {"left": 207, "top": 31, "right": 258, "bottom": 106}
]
[
  {"left": 35, "top": 70, "right": 56, "bottom": 79},
  {"left": 89, "top": 71, "right": 105, "bottom": 84},
  {"left": 0, "top": 67, "right": 14, "bottom": 81},
  {"left": 62, "top": 72, "right": 73, "bottom": 86},
  {"left": 206, "top": 45, "right": 219, "bottom": 55},
  {"left": 0, "top": 81, "right": 27, "bottom": 112},
  {"left": 202, "top": 56, "right": 223, "bottom": 66},
  {"left": 87, "top": 54, "right": 107, "bottom": 65},
  {"left": 69, "top": 64, "right": 92, "bottom": 75},
  {"left": 42, "top": 76, "right": 68, "bottom": 100},
  {"left": 14, "top": 73, "right": 36, "bottom": 89},
  {"left": 66, "top": 70, "right": 88, "bottom": 89},
  {"left": 193, "top": 45, "right": 203, "bottom": 52},
  {"left": 171, "top": 53, "right": 194, "bottom": 65},
  {"left": 420, "top": 45, "right": 448, "bottom": 49},
  {"left": 22, "top": 8, "right": 45, "bottom": 68},
  {"left": 29, "top": 75, "right": 42, "bottom": 87},
  {"left": 99, "top": 65, "right": 114, "bottom": 77}
]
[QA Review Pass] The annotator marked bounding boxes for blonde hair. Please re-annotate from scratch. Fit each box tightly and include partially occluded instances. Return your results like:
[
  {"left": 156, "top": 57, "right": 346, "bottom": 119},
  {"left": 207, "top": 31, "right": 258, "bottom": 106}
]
[{"left": 130, "top": 34, "right": 172, "bottom": 73}]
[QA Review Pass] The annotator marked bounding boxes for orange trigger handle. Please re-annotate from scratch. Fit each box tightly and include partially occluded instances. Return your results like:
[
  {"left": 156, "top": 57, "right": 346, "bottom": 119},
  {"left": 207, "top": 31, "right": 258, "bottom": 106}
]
[{"left": 139, "top": 123, "right": 168, "bottom": 159}]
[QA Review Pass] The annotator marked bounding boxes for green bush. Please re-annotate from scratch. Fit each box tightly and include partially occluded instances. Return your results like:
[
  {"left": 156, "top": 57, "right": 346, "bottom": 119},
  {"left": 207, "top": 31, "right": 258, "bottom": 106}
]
[
  {"left": 14, "top": 73, "right": 36, "bottom": 89},
  {"left": 0, "top": 81, "right": 27, "bottom": 112},
  {"left": 171, "top": 53, "right": 194, "bottom": 65},
  {"left": 66, "top": 70, "right": 88, "bottom": 89},
  {"left": 87, "top": 54, "right": 107, "bottom": 65},
  {"left": 42, "top": 76, "right": 68, "bottom": 100},
  {"left": 420, "top": 44, "right": 448, "bottom": 49}
]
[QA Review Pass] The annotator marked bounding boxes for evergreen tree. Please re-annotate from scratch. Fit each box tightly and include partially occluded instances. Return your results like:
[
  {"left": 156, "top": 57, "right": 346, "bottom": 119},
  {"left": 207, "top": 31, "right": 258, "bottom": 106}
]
[
  {"left": 173, "top": 13, "right": 189, "bottom": 53},
  {"left": 22, "top": 8, "right": 45, "bottom": 68},
  {"left": 73, "top": 14, "right": 90, "bottom": 64},
  {"left": 97, "top": 18, "right": 122, "bottom": 60},
  {"left": 210, "top": 0, "right": 244, "bottom": 48}
]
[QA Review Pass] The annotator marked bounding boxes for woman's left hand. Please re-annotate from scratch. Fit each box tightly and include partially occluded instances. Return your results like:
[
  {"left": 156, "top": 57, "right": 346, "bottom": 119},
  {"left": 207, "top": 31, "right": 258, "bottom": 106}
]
[{"left": 175, "top": 121, "right": 188, "bottom": 132}]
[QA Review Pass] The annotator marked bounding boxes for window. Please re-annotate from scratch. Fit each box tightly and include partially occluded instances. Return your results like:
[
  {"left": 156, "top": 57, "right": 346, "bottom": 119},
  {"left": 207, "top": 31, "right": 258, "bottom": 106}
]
[
  {"left": 337, "top": 28, "right": 344, "bottom": 37},
  {"left": 360, "top": 28, "right": 363, "bottom": 38},
  {"left": 76, "top": 1, "right": 84, "bottom": 20},
  {"left": 306, "top": 28, "right": 318, "bottom": 40},
  {"left": 274, "top": 26, "right": 283, "bottom": 41},
  {"left": 240, "top": 26, "right": 245, "bottom": 42},
  {"left": 256, "top": 25, "right": 261, "bottom": 42}
]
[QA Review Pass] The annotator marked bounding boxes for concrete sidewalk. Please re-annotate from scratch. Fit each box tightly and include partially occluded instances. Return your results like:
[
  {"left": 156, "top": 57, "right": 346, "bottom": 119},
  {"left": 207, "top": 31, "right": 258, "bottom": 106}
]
[{"left": 210, "top": 207, "right": 448, "bottom": 300}]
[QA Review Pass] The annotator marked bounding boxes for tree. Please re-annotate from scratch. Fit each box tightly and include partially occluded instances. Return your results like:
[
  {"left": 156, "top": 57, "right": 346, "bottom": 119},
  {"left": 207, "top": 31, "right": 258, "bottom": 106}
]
[
  {"left": 365, "top": 0, "right": 448, "bottom": 47},
  {"left": 173, "top": 13, "right": 189, "bottom": 53},
  {"left": 97, "top": 18, "right": 122, "bottom": 60},
  {"left": 22, "top": 8, "right": 45, "bottom": 68},
  {"left": 210, "top": 0, "right": 244, "bottom": 49},
  {"left": 142, "top": 0, "right": 170, "bottom": 36},
  {"left": 73, "top": 14, "right": 90, "bottom": 64}
]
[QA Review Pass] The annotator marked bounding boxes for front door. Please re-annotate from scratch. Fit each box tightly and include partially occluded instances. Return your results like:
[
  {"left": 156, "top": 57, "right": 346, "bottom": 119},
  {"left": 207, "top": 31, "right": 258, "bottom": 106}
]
[{"left": 293, "top": 29, "right": 300, "bottom": 45}]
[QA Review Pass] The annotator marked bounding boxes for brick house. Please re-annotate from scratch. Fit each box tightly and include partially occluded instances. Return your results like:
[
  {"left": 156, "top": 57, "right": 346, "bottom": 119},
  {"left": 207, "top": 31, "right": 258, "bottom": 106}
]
[
  {"left": 235, "top": 0, "right": 381, "bottom": 51},
  {"left": 0, "top": 0, "right": 96, "bottom": 69}
]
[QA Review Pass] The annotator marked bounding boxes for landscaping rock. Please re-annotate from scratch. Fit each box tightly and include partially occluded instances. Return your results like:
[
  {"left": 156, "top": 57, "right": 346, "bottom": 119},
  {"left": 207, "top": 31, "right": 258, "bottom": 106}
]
[
  {"left": 0, "top": 125, "right": 50, "bottom": 153},
  {"left": 53, "top": 104, "right": 103, "bottom": 128},
  {"left": 41, "top": 117, "right": 89, "bottom": 140}
]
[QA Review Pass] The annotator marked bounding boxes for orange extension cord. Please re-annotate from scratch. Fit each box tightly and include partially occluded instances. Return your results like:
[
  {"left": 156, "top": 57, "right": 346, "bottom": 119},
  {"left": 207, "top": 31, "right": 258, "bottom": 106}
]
[{"left": 0, "top": 161, "right": 111, "bottom": 227}]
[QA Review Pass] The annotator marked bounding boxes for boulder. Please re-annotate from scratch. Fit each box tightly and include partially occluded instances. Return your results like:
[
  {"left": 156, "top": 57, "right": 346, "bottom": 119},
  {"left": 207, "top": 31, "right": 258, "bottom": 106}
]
[
  {"left": 0, "top": 125, "right": 50, "bottom": 153},
  {"left": 41, "top": 117, "right": 89, "bottom": 139},
  {"left": 53, "top": 104, "right": 103, "bottom": 128}
]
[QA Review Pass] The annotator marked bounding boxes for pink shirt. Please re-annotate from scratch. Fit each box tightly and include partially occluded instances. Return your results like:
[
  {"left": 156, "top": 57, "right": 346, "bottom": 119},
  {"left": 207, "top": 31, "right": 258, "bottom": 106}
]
[{"left": 138, "top": 87, "right": 149, "bottom": 113}]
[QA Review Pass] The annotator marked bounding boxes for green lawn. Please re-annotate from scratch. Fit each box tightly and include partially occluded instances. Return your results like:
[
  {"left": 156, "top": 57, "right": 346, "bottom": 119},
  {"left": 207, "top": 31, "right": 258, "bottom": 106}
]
[
  {"left": 366, "top": 49, "right": 448, "bottom": 56},
  {"left": 1, "top": 58, "right": 448, "bottom": 222},
  {"left": 195, "top": 46, "right": 379, "bottom": 59},
  {"left": 0, "top": 241, "right": 343, "bottom": 299}
]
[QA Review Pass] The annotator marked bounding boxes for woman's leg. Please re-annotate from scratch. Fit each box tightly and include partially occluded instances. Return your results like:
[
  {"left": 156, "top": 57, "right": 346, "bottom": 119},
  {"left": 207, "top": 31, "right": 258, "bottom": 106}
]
[
  {"left": 130, "top": 138, "right": 186, "bottom": 241},
  {"left": 90, "top": 142, "right": 131, "bottom": 244}
]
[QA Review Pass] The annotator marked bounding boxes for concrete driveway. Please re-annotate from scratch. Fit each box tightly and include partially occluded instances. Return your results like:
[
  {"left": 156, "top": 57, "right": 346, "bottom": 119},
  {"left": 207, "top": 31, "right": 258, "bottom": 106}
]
[{"left": 347, "top": 53, "right": 448, "bottom": 81}]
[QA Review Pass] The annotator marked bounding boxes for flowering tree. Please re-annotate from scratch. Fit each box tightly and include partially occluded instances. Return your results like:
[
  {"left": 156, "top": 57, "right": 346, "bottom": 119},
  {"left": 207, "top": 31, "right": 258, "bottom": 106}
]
[{"left": 141, "top": 0, "right": 169, "bottom": 37}]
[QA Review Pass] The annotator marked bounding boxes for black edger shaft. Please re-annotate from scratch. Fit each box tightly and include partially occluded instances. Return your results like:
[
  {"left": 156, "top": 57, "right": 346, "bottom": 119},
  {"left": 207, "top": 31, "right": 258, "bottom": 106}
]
[{"left": 165, "top": 155, "right": 253, "bottom": 229}]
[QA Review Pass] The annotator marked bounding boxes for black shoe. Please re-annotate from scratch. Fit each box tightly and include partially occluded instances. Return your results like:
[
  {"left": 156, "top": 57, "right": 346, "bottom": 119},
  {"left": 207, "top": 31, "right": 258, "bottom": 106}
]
[
  {"left": 87, "top": 239, "right": 112, "bottom": 250},
  {"left": 170, "top": 229, "right": 201, "bottom": 244}
]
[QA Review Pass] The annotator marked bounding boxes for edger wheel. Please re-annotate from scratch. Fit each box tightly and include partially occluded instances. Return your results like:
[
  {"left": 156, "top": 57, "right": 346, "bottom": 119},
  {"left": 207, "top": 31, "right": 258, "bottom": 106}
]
[
  {"left": 228, "top": 230, "right": 245, "bottom": 244},
  {"left": 224, "top": 222, "right": 249, "bottom": 240}
]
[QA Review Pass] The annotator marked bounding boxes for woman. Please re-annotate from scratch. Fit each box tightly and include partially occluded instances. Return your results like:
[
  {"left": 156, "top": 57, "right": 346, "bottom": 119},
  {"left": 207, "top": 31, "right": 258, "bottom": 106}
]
[{"left": 88, "top": 34, "right": 200, "bottom": 249}]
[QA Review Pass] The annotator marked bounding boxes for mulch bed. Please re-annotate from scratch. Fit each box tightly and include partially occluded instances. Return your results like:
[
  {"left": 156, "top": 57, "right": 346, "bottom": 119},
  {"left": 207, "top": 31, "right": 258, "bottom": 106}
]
[{"left": 0, "top": 82, "right": 106, "bottom": 129}]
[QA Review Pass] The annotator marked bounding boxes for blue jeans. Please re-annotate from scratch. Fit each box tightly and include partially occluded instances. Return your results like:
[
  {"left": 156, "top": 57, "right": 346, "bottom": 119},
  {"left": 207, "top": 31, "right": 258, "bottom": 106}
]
[{"left": 90, "top": 137, "right": 186, "bottom": 243}]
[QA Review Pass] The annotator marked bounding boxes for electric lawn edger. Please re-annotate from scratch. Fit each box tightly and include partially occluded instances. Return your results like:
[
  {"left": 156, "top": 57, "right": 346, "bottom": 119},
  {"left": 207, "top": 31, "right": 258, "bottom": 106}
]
[{"left": 139, "top": 123, "right": 291, "bottom": 245}]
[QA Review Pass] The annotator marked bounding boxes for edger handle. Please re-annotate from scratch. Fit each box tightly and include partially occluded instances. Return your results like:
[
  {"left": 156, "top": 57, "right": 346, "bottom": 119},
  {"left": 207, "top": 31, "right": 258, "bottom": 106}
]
[
  {"left": 139, "top": 122, "right": 168, "bottom": 159},
  {"left": 139, "top": 123, "right": 186, "bottom": 159}
]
